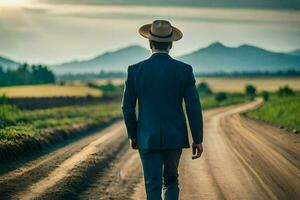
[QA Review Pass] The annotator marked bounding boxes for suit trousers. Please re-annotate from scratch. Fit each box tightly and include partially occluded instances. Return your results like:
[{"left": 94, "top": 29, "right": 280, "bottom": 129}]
[{"left": 138, "top": 149, "right": 182, "bottom": 200}]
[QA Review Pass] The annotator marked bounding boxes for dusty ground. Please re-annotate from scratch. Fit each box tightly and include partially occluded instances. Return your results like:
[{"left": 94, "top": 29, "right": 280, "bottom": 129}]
[
  {"left": 0, "top": 99, "right": 299, "bottom": 200},
  {"left": 132, "top": 100, "right": 300, "bottom": 200}
]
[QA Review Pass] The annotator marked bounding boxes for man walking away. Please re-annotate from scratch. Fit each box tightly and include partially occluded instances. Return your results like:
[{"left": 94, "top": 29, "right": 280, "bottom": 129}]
[{"left": 122, "top": 20, "right": 204, "bottom": 200}]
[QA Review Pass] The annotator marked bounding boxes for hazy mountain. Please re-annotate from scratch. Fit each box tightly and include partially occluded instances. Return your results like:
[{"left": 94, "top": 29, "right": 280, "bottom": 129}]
[
  {"left": 178, "top": 42, "right": 300, "bottom": 73},
  {"left": 0, "top": 56, "right": 19, "bottom": 71},
  {"left": 52, "top": 45, "right": 150, "bottom": 74},
  {"left": 289, "top": 49, "right": 300, "bottom": 56}
]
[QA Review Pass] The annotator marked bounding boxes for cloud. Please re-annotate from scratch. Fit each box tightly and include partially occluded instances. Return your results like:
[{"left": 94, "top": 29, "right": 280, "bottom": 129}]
[
  {"left": 38, "top": 0, "right": 300, "bottom": 10},
  {"left": 0, "top": 3, "right": 300, "bottom": 63},
  {"left": 25, "top": 4, "right": 300, "bottom": 26}
]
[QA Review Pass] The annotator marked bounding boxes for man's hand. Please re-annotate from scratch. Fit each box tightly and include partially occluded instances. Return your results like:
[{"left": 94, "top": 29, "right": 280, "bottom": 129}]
[
  {"left": 130, "top": 139, "right": 137, "bottom": 150},
  {"left": 192, "top": 143, "right": 203, "bottom": 160}
]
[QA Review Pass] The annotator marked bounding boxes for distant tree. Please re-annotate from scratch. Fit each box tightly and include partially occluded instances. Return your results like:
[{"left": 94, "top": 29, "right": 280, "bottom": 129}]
[
  {"left": 87, "top": 82, "right": 99, "bottom": 89},
  {"left": 0, "top": 65, "right": 5, "bottom": 85},
  {"left": 18, "top": 63, "right": 31, "bottom": 84},
  {"left": 0, "top": 64, "right": 55, "bottom": 86},
  {"left": 245, "top": 84, "right": 256, "bottom": 100},
  {"left": 261, "top": 91, "right": 269, "bottom": 101},
  {"left": 0, "top": 94, "right": 6, "bottom": 105},
  {"left": 99, "top": 81, "right": 119, "bottom": 92},
  {"left": 31, "top": 65, "right": 55, "bottom": 84},
  {"left": 215, "top": 92, "right": 227, "bottom": 102},
  {"left": 277, "top": 85, "right": 294, "bottom": 96},
  {"left": 197, "top": 82, "right": 213, "bottom": 96}
]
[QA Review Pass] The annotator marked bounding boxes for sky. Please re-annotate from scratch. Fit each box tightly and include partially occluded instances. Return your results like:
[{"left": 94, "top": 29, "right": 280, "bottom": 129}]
[{"left": 0, "top": 0, "right": 300, "bottom": 64}]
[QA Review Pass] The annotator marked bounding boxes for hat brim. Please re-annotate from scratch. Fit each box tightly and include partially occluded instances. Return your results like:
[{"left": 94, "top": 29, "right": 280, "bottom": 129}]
[{"left": 139, "top": 24, "right": 183, "bottom": 42}]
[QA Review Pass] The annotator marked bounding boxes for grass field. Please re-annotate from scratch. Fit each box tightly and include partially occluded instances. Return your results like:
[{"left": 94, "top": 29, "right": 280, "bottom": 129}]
[
  {"left": 201, "top": 93, "right": 248, "bottom": 109},
  {"left": 196, "top": 77, "right": 300, "bottom": 92},
  {"left": 247, "top": 94, "right": 300, "bottom": 130},
  {"left": 0, "top": 84, "right": 102, "bottom": 98}
]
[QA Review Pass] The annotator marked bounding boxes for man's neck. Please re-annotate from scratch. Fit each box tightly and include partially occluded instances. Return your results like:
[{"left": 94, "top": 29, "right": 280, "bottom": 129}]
[{"left": 152, "top": 49, "right": 169, "bottom": 54}]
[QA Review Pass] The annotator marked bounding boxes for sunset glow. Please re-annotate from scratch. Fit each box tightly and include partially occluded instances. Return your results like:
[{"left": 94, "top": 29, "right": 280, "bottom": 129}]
[{"left": 0, "top": 0, "right": 31, "bottom": 7}]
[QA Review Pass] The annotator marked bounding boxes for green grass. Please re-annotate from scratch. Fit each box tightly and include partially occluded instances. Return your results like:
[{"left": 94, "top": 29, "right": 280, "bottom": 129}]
[
  {"left": 0, "top": 102, "right": 121, "bottom": 142},
  {"left": 200, "top": 93, "right": 248, "bottom": 110},
  {"left": 247, "top": 94, "right": 300, "bottom": 130}
]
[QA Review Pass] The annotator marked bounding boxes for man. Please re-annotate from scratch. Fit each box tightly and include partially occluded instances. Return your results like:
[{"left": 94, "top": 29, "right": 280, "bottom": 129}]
[{"left": 122, "top": 20, "right": 203, "bottom": 200}]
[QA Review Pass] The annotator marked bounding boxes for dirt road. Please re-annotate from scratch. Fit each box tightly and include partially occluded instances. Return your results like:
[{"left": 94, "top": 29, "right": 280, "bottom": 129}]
[
  {"left": 133, "top": 99, "right": 300, "bottom": 200},
  {"left": 0, "top": 99, "right": 299, "bottom": 200}
]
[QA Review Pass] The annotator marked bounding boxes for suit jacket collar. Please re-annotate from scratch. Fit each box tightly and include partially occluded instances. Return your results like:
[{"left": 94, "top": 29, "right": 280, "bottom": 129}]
[{"left": 150, "top": 52, "right": 172, "bottom": 59}]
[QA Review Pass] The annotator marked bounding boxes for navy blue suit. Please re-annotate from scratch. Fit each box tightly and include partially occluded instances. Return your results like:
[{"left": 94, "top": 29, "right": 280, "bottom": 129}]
[
  {"left": 122, "top": 53, "right": 203, "bottom": 149},
  {"left": 121, "top": 52, "right": 203, "bottom": 200}
]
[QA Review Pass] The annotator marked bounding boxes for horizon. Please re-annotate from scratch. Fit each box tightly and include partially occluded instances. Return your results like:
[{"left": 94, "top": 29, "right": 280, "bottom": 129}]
[
  {"left": 2, "top": 41, "right": 300, "bottom": 66},
  {"left": 0, "top": 1, "right": 300, "bottom": 64}
]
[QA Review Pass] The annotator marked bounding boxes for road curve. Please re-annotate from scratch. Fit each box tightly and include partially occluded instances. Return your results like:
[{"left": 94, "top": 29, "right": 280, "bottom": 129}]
[
  {"left": 132, "top": 99, "right": 300, "bottom": 200},
  {"left": 0, "top": 99, "right": 299, "bottom": 200}
]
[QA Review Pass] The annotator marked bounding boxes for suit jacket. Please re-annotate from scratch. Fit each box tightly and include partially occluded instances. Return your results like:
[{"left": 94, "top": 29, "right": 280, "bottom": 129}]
[{"left": 121, "top": 53, "right": 203, "bottom": 149}]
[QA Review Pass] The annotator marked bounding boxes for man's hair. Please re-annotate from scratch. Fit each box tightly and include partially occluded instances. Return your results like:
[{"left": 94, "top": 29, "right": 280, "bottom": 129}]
[{"left": 151, "top": 40, "right": 172, "bottom": 51}]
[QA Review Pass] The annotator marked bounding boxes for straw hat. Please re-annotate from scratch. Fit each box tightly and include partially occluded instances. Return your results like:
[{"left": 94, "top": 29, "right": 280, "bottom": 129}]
[{"left": 139, "top": 20, "right": 183, "bottom": 42}]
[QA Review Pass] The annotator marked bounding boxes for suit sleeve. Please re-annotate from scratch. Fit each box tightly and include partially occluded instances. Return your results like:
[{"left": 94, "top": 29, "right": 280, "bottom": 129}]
[
  {"left": 183, "top": 66, "right": 203, "bottom": 144},
  {"left": 121, "top": 65, "right": 138, "bottom": 139}
]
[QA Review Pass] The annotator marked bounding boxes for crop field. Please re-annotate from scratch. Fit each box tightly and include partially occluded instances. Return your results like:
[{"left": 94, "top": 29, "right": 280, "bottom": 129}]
[
  {"left": 85, "top": 77, "right": 300, "bottom": 93},
  {"left": 247, "top": 93, "right": 300, "bottom": 130},
  {"left": 0, "top": 84, "right": 102, "bottom": 98},
  {"left": 0, "top": 102, "right": 121, "bottom": 142},
  {"left": 196, "top": 77, "right": 300, "bottom": 92},
  {"left": 1, "top": 78, "right": 299, "bottom": 98}
]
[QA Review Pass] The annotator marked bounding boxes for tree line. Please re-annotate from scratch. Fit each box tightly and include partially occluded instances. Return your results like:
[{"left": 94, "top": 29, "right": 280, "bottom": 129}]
[{"left": 0, "top": 64, "right": 55, "bottom": 86}]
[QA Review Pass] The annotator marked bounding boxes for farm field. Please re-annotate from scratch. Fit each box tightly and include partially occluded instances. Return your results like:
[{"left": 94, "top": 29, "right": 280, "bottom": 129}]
[
  {"left": 196, "top": 77, "right": 300, "bottom": 92},
  {"left": 0, "top": 102, "right": 121, "bottom": 162},
  {"left": 247, "top": 93, "right": 300, "bottom": 130},
  {"left": 0, "top": 84, "right": 102, "bottom": 97},
  {"left": 0, "top": 102, "right": 121, "bottom": 142},
  {"left": 85, "top": 77, "right": 300, "bottom": 93},
  {"left": 1, "top": 78, "right": 299, "bottom": 98}
]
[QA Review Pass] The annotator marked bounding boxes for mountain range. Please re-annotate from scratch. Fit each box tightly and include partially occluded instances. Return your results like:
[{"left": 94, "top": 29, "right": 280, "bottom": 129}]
[
  {"left": 1, "top": 43, "right": 300, "bottom": 74},
  {"left": 178, "top": 42, "right": 300, "bottom": 73},
  {"left": 51, "top": 45, "right": 150, "bottom": 74},
  {"left": 289, "top": 49, "right": 300, "bottom": 56}
]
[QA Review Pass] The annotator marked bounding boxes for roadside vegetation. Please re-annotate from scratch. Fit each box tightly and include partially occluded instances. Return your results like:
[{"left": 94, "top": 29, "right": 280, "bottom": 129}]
[
  {"left": 197, "top": 82, "right": 249, "bottom": 109},
  {"left": 247, "top": 86, "right": 300, "bottom": 131}
]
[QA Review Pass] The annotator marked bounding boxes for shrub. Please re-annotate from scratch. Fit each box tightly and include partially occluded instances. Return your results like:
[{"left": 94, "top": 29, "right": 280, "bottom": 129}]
[
  {"left": 261, "top": 91, "right": 269, "bottom": 101},
  {"left": 0, "top": 105, "right": 19, "bottom": 128},
  {"left": 245, "top": 85, "right": 256, "bottom": 100},
  {"left": 197, "top": 82, "right": 213, "bottom": 96},
  {"left": 215, "top": 92, "right": 227, "bottom": 102},
  {"left": 277, "top": 85, "right": 294, "bottom": 96},
  {"left": 0, "top": 94, "right": 6, "bottom": 105}
]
